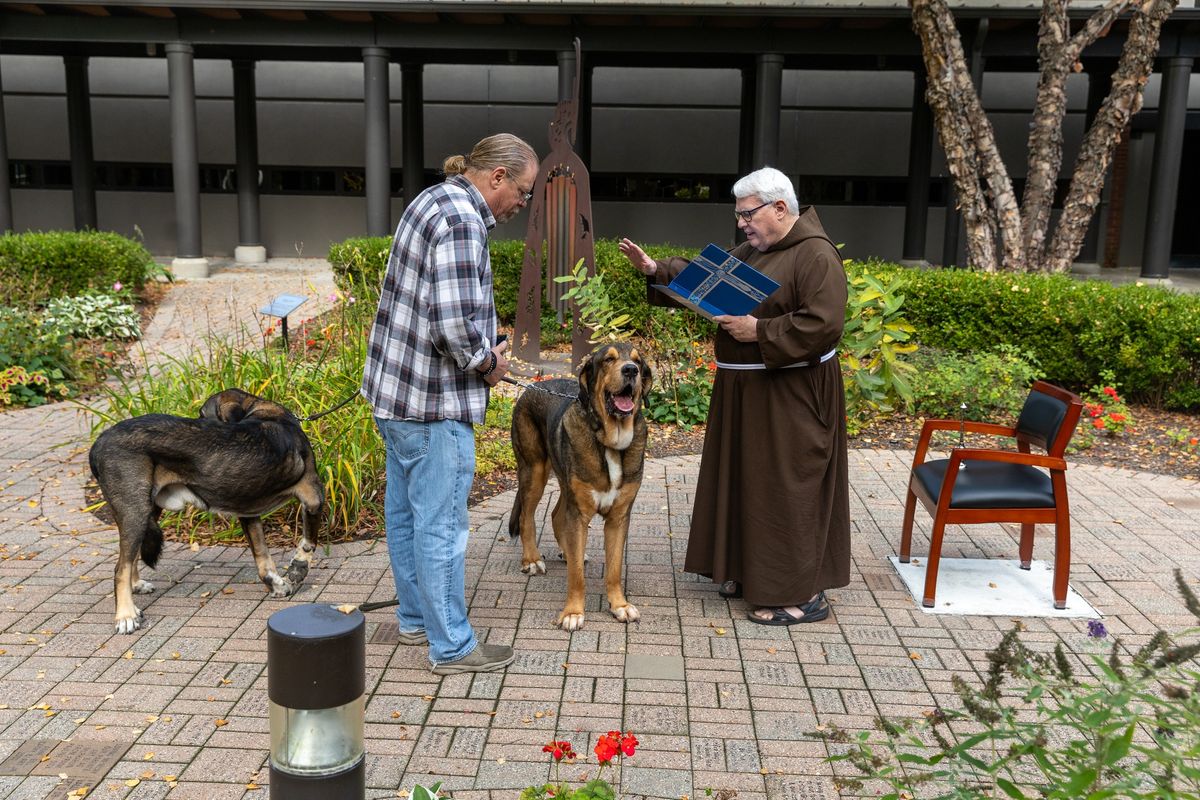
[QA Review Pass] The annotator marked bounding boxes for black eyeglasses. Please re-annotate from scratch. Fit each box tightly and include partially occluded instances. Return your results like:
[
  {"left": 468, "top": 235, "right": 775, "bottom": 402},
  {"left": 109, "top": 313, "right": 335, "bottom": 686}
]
[
  {"left": 733, "top": 201, "right": 772, "bottom": 222},
  {"left": 506, "top": 174, "right": 533, "bottom": 203}
]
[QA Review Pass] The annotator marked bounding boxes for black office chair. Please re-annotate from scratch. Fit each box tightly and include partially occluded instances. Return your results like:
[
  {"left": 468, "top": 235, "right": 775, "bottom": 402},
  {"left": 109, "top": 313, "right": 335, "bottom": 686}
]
[{"left": 898, "top": 380, "right": 1084, "bottom": 609}]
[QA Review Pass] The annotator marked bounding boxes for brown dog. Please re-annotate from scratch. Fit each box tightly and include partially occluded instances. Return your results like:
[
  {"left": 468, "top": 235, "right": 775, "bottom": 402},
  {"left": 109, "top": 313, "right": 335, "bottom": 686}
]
[
  {"left": 88, "top": 388, "right": 322, "bottom": 634},
  {"left": 508, "top": 342, "right": 652, "bottom": 631}
]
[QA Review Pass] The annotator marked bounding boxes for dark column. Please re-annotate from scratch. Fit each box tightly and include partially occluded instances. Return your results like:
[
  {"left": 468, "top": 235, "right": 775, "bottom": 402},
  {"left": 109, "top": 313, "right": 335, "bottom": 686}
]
[
  {"left": 943, "top": 18, "right": 987, "bottom": 268},
  {"left": 902, "top": 70, "right": 932, "bottom": 264},
  {"left": 0, "top": 56, "right": 12, "bottom": 233},
  {"left": 556, "top": 48, "right": 576, "bottom": 104},
  {"left": 752, "top": 53, "right": 783, "bottom": 169},
  {"left": 1075, "top": 70, "right": 1112, "bottom": 267},
  {"left": 1141, "top": 56, "right": 1193, "bottom": 280},
  {"left": 232, "top": 60, "right": 264, "bottom": 263},
  {"left": 735, "top": 64, "right": 757, "bottom": 243},
  {"left": 401, "top": 62, "right": 424, "bottom": 212},
  {"left": 166, "top": 42, "right": 207, "bottom": 277},
  {"left": 64, "top": 55, "right": 97, "bottom": 231},
  {"left": 363, "top": 47, "right": 391, "bottom": 237},
  {"left": 737, "top": 64, "right": 755, "bottom": 177}
]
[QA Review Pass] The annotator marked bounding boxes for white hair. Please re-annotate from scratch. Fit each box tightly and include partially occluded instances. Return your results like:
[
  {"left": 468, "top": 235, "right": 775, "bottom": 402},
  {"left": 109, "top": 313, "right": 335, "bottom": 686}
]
[{"left": 732, "top": 167, "right": 799, "bottom": 214}]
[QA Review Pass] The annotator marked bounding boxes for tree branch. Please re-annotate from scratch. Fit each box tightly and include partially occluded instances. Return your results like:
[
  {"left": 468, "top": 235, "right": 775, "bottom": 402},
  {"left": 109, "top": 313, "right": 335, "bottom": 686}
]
[{"left": 1046, "top": 0, "right": 1178, "bottom": 273}]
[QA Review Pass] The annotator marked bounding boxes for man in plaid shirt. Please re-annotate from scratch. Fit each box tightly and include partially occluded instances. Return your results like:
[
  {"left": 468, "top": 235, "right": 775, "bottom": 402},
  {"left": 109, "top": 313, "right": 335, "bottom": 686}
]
[{"left": 363, "top": 133, "right": 538, "bottom": 675}]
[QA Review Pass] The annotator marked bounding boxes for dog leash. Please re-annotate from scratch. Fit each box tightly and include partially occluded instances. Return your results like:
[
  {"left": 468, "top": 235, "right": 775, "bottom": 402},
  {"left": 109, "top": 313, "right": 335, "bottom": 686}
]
[
  {"left": 300, "top": 391, "right": 360, "bottom": 422},
  {"left": 500, "top": 375, "right": 578, "bottom": 399},
  {"left": 300, "top": 373, "right": 576, "bottom": 424}
]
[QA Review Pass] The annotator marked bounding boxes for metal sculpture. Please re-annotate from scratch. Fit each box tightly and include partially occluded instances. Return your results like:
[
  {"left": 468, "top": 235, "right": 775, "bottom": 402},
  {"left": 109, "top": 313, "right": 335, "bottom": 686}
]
[{"left": 514, "top": 37, "right": 594, "bottom": 370}]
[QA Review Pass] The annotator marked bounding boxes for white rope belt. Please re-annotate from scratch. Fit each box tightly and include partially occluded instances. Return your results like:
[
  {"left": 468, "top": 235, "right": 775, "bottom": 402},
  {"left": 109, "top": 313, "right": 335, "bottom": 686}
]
[{"left": 716, "top": 348, "right": 837, "bottom": 371}]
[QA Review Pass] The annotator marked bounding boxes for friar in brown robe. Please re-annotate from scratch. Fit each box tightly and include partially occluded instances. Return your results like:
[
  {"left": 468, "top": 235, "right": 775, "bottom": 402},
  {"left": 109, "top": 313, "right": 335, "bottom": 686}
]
[{"left": 619, "top": 167, "right": 850, "bottom": 624}]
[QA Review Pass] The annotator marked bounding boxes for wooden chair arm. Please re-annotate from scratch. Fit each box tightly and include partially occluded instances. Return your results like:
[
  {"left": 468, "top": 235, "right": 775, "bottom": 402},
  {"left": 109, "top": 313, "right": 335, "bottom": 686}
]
[
  {"left": 911, "top": 419, "right": 1018, "bottom": 468},
  {"left": 948, "top": 448, "right": 1067, "bottom": 472}
]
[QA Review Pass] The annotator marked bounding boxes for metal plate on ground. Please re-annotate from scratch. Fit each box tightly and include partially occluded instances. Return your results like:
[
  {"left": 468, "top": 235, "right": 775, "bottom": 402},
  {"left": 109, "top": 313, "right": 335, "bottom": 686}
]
[
  {"left": 371, "top": 621, "right": 400, "bottom": 644},
  {"left": 0, "top": 739, "right": 57, "bottom": 775},
  {"left": 30, "top": 739, "right": 132, "bottom": 780}
]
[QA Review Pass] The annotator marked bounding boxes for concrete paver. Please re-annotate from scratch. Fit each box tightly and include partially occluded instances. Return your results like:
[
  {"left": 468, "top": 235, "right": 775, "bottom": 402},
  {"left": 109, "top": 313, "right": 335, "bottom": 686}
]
[{"left": 1, "top": 259, "right": 1198, "bottom": 798}]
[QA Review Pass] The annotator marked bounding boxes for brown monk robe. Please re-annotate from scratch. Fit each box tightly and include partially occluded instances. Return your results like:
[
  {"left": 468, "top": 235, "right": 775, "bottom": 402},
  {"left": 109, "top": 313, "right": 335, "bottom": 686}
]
[{"left": 648, "top": 207, "right": 851, "bottom": 614}]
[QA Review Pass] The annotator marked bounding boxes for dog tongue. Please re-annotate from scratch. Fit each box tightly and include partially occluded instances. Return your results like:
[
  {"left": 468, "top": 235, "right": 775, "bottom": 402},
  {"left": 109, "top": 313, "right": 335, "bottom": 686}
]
[{"left": 613, "top": 395, "right": 635, "bottom": 413}]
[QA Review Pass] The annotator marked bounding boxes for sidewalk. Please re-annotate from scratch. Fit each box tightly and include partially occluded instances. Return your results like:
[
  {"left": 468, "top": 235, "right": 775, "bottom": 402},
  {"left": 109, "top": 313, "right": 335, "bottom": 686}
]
[{"left": 1, "top": 260, "right": 1198, "bottom": 799}]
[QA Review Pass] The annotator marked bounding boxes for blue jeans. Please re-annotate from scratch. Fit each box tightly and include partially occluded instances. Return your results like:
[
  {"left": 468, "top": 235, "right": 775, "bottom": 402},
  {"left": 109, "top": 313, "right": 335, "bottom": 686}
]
[{"left": 374, "top": 417, "right": 477, "bottom": 665}]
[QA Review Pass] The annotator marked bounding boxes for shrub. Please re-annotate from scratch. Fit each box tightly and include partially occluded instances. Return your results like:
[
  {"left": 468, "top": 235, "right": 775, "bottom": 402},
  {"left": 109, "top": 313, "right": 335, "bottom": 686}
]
[
  {"left": 0, "top": 306, "right": 75, "bottom": 405},
  {"left": 821, "top": 570, "right": 1200, "bottom": 800},
  {"left": 851, "top": 259, "right": 1200, "bottom": 410},
  {"left": 0, "top": 230, "right": 159, "bottom": 306},
  {"left": 907, "top": 344, "right": 1042, "bottom": 421},
  {"left": 327, "top": 236, "right": 390, "bottom": 294},
  {"left": 841, "top": 270, "right": 918, "bottom": 425},
  {"left": 43, "top": 293, "right": 141, "bottom": 340},
  {"left": 329, "top": 236, "right": 697, "bottom": 333}
]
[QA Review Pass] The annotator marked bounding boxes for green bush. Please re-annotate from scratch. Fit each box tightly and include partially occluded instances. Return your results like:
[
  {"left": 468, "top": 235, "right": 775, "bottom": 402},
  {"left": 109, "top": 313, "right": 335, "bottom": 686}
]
[
  {"left": 908, "top": 345, "right": 1042, "bottom": 421},
  {"left": 851, "top": 259, "right": 1200, "bottom": 410},
  {"left": 43, "top": 293, "right": 141, "bottom": 340},
  {"left": 329, "top": 236, "right": 697, "bottom": 332},
  {"left": 0, "top": 306, "right": 74, "bottom": 405},
  {"left": 0, "top": 230, "right": 159, "bottom": 306}
]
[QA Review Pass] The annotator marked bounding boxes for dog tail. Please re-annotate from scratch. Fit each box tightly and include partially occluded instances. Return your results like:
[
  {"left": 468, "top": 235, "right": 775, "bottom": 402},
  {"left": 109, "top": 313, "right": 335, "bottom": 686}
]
[
  {"left": 141, "top": 525, "right": 164, "bottom": 569},
  {"left": 508, "top": 494, "right": 521, "bottom": 539}
]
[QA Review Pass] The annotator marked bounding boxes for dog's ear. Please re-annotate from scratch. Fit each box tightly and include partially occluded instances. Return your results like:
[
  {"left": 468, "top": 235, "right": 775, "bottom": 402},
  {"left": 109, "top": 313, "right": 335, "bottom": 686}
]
[
  {"left": 639, "top": 357, "right": 654, "bottom": 407},
  {"left": 577, "top": 353, "right": 595, "bottom": 408},
  {"left": 198, "top": 394, "right": 221, "bottom": 420}
]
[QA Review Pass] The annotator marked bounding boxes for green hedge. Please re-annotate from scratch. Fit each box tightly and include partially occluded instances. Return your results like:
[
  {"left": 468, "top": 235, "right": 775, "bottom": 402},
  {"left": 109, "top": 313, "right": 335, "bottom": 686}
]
[
  {"left": 0, "top": 231, "right": 158, "bottom": 306},
  {"left": 852, "top": 260, "right": 1200, "bottom": 410},
  {"left": 329, "top": 237, "right": 699, "bottom": 329}
]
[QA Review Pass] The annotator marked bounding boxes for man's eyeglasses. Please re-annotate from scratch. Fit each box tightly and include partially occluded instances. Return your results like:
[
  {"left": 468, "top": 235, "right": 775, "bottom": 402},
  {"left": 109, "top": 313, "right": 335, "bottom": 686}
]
[
  {"left": 506, "top": 174, "right": 534, "bottom": 203},
  {"left": 733, "top": 201, "right": 772, "bottom": 222}
]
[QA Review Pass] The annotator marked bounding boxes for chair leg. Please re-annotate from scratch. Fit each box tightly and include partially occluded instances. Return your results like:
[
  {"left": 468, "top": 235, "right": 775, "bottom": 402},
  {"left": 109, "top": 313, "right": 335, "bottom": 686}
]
[
  {"left": 1053, "top": 518, "right": 1070, "bottom": 610},
  {"left": 921, "top": 515, "right": 948, "bottom": 608},
  {"left": 899, "top": 486, "right": 918, "bottom": 563},
  {"left": 1019, "top": 523, "right": 1034, "bottom": 569}
]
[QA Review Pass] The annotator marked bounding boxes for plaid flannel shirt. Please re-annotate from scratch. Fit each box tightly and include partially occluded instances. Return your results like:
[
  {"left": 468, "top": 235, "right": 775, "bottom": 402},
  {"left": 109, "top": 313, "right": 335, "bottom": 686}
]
[{"left": 361, "top": 175, "right": 499, "bottom": 424}]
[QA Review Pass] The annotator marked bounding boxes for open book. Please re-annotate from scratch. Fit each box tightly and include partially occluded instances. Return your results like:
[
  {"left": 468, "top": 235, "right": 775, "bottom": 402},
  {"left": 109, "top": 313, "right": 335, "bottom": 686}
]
[{"left": 652, "top": 243, "right": 780, "bottom": 321}]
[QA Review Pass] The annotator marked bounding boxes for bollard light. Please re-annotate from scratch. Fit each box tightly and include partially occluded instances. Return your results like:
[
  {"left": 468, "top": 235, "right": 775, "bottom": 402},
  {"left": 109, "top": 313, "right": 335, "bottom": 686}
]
[{"left": 267, "top": 604, "right": 365, "bottom": 799}]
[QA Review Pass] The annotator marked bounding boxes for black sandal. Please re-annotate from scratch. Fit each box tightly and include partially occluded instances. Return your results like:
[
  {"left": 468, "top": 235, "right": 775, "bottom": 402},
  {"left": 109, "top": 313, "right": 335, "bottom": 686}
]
[
  {"left": 746, "top": 592, "right": 829, "bottom": 626},
  {"left": 718, "top": 580, "right": 742, "bottom": 599}
]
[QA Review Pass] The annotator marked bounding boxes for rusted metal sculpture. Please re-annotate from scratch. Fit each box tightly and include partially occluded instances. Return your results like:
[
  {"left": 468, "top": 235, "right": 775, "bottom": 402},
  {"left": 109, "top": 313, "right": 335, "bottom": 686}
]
[{"left": 514, "top": 37, "right": 594, "bottom": 370}]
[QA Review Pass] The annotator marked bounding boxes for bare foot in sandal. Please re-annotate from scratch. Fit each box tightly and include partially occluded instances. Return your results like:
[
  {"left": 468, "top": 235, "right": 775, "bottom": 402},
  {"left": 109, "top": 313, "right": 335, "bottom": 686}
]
[{"left": 746, "top": 593, "right": 829, "bottom": 626}]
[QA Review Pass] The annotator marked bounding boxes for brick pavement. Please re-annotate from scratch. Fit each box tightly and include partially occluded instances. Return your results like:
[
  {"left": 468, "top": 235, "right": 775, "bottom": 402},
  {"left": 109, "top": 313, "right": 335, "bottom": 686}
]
[{"left": 2, "top": 261, "right": 1199, "bottom": 799}]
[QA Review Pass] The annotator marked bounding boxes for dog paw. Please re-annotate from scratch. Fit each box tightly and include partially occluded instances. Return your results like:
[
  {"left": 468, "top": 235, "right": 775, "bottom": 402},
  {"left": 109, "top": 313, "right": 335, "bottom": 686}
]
[
  {"left": 114, "top": 608, "right": 143, "bottom": 635},
  {"left": 132, "top": 579, "right": 155, "bottom": 594},
  {"left": 611, "top": 603, "right": 640, "bottom": 624},
  {"left": 267, "top": 573, "right": 295, "bottom": 598},
  {"left": 283, "top": 558, "right": 310, "bottom": 587},
  {"left": 557, "top": 611, "right": 586, "bottom": 631},
  {"left": 521, "top": 559, "right": 546, "bottom": 576}
]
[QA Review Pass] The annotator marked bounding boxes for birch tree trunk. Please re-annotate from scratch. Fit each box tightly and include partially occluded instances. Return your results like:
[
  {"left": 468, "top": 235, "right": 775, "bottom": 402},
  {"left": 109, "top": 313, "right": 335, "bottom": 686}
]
[
  {"left": 912, "top": 0, "right": 1010, "bottom": 270},
  {"left": 1045, "top": 0, "right": 1179, "bottom": 273},
  {"left": 1021, "top": 1, "right": 1133, "bottom": 268},
  {"left": 912, "top": 0, "right": 1178, "bottom": 273}
]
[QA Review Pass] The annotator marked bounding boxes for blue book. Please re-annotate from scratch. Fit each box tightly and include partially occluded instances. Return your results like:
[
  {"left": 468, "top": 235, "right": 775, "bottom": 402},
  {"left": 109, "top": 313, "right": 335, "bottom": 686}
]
[{"left": 652, "top": 243, "right": 780, "bottom": 321}]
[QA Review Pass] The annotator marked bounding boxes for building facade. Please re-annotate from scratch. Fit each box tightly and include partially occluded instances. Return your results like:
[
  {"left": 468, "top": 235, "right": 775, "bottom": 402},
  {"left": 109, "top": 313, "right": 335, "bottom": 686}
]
[{"left": 1, "top": 0, "right": 1197, "bottom": 277}]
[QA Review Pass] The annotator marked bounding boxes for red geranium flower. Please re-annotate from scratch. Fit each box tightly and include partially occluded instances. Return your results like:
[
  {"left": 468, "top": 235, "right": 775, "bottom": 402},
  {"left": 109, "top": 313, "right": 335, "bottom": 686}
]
[
  {"left": 1103, "top": 386, "right": 1118, "bottom": 398},
  {"left": 542, "top": 740, "right": 576, "bottom": 762},
  {"left": 1093, "top": 418, "right": 1106, "bottom": 429},
  {"left": 594, "top": 734, "right": 619, "bottom": 764},
  {"left": 620, "top": 732, "right": 638, "bottom": 756}
]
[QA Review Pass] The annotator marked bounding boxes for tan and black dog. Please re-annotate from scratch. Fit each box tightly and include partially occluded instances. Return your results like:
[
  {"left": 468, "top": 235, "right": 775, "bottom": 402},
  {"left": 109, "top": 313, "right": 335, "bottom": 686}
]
[
  {"left": 508, "top": 342, "right": 652, "bottom": 631},
  {"left": 89, "top": 388, "right": 322, "bottom": 634}
]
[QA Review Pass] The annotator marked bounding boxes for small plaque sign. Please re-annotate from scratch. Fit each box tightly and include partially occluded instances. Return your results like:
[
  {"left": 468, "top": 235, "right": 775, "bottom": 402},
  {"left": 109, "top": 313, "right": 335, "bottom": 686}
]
[
  {"left": 0, "top": 739, "right": 56, "bottom": 775},
  {"left": 370, "top": 621, "right": 400, "bottom": 645},
  {"left": 30, "top": 739, "right": 132, "bottom": 781},
  {"left": 259, "top": 293, "right": 308, "bottom": 319}
]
